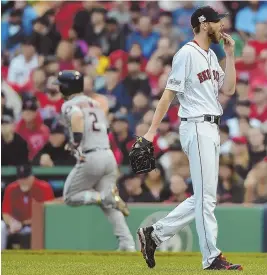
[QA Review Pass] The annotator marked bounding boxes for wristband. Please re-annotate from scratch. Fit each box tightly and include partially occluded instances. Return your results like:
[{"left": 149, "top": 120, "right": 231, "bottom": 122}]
[{"left": 73, "top": 132, "right": 83, "bottom": 146}]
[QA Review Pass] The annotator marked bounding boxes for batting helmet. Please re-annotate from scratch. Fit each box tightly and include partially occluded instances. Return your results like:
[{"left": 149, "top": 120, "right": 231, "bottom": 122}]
[{"left": 53, "top": 70, "right": 83, "bottom": 97}]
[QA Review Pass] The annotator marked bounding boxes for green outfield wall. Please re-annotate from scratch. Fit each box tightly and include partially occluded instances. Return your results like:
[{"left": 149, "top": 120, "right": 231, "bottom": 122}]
[{"left": 44, "top": 204, "right": 265, "bottom": 252}]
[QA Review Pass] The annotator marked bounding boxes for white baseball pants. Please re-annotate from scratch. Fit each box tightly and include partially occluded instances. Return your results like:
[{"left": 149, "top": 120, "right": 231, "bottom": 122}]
[{"left": 152, "top": 121, "right": 221, "bottom": 268}]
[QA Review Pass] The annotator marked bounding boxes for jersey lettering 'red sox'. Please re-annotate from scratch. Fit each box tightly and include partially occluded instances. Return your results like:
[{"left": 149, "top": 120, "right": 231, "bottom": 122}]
[{"left": 166, "top": 41, "right": 225, "bottom": 117}]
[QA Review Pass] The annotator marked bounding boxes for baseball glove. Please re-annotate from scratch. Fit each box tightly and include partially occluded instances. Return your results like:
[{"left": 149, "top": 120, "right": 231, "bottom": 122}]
[{"left": 129, "top": 136, "right": 156, "bottom": 174}]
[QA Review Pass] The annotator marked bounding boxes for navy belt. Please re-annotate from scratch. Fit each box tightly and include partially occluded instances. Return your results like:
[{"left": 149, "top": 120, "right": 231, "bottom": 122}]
[
  {"left": 83, "top": 148, "right": 109, "bottom": 154},
  {"left": 181, "top": 115, "right": 221, "bottom": 125}
]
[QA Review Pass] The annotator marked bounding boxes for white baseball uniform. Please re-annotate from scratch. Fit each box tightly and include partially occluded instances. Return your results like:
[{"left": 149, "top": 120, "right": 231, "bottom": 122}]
[
  {"left": 151, "top": 41, "right": 225, "bottom": 268},
  {"left": 62, "top": 94, "right": 135, "bottom": 250}
]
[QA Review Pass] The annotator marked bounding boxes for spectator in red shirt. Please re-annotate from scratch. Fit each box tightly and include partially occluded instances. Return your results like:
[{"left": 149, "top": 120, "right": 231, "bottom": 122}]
[
  {"left": 1, "top": 164, "right": 54, "bottom": 250},
  {"left": 235, "top": 44, "right": 258, "bottom": 80},
  {"left": 248, "top": 23, "right": 267, "bottom": 59},
  {"left": 56, "top": 40, "right": 74, "bottom": 71},
  {"left": 250, "top": 81, "right": 267, "bottom": 123},
  {"left": 16, "top": 96, "right": 50, "bottom": 160}
]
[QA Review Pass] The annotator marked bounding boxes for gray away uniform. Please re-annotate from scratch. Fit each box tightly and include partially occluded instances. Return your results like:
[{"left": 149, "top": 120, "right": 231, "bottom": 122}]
[{"left": 62, "top": 94, "right": 134, "bottom": 250}]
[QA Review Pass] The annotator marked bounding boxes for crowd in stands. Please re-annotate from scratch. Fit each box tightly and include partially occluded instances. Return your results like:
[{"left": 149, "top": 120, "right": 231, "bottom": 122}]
[{"left": 1, "top": 1, "right": 267, "bottom": 211}]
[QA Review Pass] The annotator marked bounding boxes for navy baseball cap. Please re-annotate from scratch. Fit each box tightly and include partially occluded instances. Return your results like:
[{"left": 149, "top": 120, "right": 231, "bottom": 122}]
[
  {"left": 16, "top": 164, "right": 32, "bottom": 179},
  {"left": 191, "top": 6, "right": 228, "bottom": 28}
]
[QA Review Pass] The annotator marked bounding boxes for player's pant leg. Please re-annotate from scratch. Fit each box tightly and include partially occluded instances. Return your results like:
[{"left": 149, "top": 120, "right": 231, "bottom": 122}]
[
  {"left": 95, "top": 152, "right": 135, "bottom": 250},
  {"left": 151, "top": 196, "right": 195, "bottom": 246},
  {"left": 1, "top": 220, "right": 8, "bottom": 250},
  {"left": 63, "top": 163, "right": 100, "bottom": 206},
  {"left": 189, "top": 123, "right": 221, "bottom": 268}
]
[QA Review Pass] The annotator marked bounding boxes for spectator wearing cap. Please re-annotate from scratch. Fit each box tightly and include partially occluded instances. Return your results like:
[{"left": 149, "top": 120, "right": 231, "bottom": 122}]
[
  {"left": 232, "top": 136, "right": 250, "bottom": 180},
  {"left": 7, "top": 37, "right": 38, "bottom": 88},
  {"left": 105, "top": 17, "right": 126, "bottom": 55},
  {"left": 218, "top": 155, "right": 244, "bottom": 204},
  {"left": 1, "top": 111, "right": 29, "bottom": 166},
  {"left": 118, "top": 173, "right": 156, "bottom": 203},
  {"left": 126, "top": 15, "right": 160, "bottom": 59},
  {"left": 109, "top": 113, "right": 135, "bottom": 165},
  {"left": 219, "top": 124, "right": 233, "bottom": 155},
  {"left": 33, "top": 123, "right": 75, "bottom": 167},
  {"left": 249, "top": 81, "right": 267, "bottom": 123},
  {"left": 244, "top": 158, "right": 267, "bottom": 203},
  {"left": 16, "top": 97, "right": 50, "bottom": 160},
  {"left": 97, "top": 67, "right": 131, "bottom": 113},
  {"left": 1, "top": 164, "right": 54, "bottom": 250},
  {"left": 37, "top": 75, "right": 64, "bottom": 128},
  {"left": 235, "top": 1, "right": 267, "bottom": 41},
  {"left": 1, "top": 9, "right": 25, "bottom": 54},
  {"left": 123, "top": 56, "right": 151, "bottom": 98},
  {"left": 85, "top": 8, "right": 107, "bottom": 49},
  {"left": 248, "top": 22, "right": 267, "bottom": 59}
]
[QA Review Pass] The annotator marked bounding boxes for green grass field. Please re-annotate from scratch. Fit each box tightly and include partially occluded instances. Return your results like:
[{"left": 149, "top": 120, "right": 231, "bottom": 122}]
[{"left": 2, "top": 251, "right": 267, "bottom": 275}]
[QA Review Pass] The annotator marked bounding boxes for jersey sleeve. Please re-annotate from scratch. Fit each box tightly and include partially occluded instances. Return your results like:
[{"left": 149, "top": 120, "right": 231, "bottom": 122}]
[
  {"left": 217, "top": 61, "right": 225, "bottom": 90},
  {"left": 165, "top": 49, "right": 191, "bottom": 94},
  {"left": 61, "top": 104, "right": 83, "bottom": 123}
]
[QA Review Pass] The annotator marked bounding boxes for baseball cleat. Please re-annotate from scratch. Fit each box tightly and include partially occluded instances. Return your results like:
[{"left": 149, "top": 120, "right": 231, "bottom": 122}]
[
  {"left": 112, "top": 187, "right": 130, "bottom": 216},
  {"left": 205, "top": 253, "right": 243, "bottom": 270},
  {"left": 137, "top": 226, "right": 157, "bottom": 268}
]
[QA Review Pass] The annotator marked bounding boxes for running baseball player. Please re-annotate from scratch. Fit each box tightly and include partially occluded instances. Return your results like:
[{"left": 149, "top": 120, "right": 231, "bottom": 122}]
[
  {"left": 137, "top": 6, "right": 243, "bottom": 270},
  {"left": 54, "top": 70, "right": 135, "bottom": 251}
]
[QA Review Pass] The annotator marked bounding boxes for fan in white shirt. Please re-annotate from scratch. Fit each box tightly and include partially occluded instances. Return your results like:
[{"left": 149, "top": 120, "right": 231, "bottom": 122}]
[{"left": 7, "top": 39, "right": 38, "bottom": 86}]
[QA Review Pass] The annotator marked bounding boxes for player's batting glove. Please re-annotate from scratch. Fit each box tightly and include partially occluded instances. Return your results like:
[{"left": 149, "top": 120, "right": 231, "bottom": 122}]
[
  {"left": 65, "top": 142, "right": 86, "bottom": 163},
  {"left": 129, "top": 136, "right": 156, "bottom": 174}
]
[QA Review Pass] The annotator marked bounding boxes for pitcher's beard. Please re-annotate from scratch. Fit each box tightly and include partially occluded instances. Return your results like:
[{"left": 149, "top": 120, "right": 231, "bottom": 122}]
[{"left": 208, "top": 30, "right": 221, "bottom": 44}]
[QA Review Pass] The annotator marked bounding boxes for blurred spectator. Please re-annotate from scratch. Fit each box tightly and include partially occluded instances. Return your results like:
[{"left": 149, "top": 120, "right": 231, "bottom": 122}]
[
  {"left": 235, "top": 45, "right": 258, "bottom": 81},
  {"left": 1, "top": 9, "right": 25, "bottom": 55},
  {"left": 220, "top": 124, "right": 233, "bottom": 155},
  {"left": 219, "top": 93, "right": 236, "bottom": 123},
  {"left": 249, "top": 82, "right": 267, "bottom": 123},
  {"left": 248, "top": 22, "right": 267, "bottom": 58},
  {"left": 142, "top": 164, "right": 170, "bottom": 202},
  {"left": 109, "top": 113, "right": 134, "bottom": 165},
  {"left": 42, "top": 55, "right": 59, "bottom": 77},
  {"left": 2, "top": 112, "right": 29, "bottom": 166},
  {"left": 236, "top": 78, "right": 249, "bottom": 101},
  {"left": 85, "top": 42, "right": 109, "bottom": 76},
  {"left": 16, "top": 97, "right": 50, "bottom": 160},
  {"left": 1, "top": 164, "right": 54, "bottom": 250},
  {"left": 13, "top": 0, "right": 37, "bottom": 36},
  {"left": 33, "top": 123, "right": 75, "bottom": 167},
  {"left": 154, "top": 11, "right": 183, "bottom": 49},
  {"left": 247, "top": 128, "right": 267, "bottom": 168},
  {"left": 127, "top": 92, "right": 150, "bottom": 132},
  {"left": 232, "top": 136, "right": 249, "bottom": 180},
  {"left": 7, "top": 38, "right": 38, "bottom": 87},
  {"left": 109, "top": 50, "right": 129, "bottom": 80},
  {"left": 56, "top": 40, "right": 74, "bottom": 71},
  {"left": 126, "top": 15, "right": 160, "bottom": 59},
  {"left": 105, "top": 17, "right": 126, "bottom": 55},
  {"left": 97, "top": 67, "right": 131, "bottom": 113},
  {"left": 72, "top": 1, "right": 96, "bottom": 40},
  {"left": 235, "top": 1, "right": 267, "bottom": 41},
  {"left": 218, "top": 154, "right": 244, "bottom": 203},
  {"left": 172, "top": 1, "right": 196, "bottom": 43},
  {"left": 118, "top": 173, "right": 156, "bottom": 203},
  {"left": 165, "top": 174, "right": 191, "bottom": 203},
  {"left": 135, "top": 122, "right": 149, "bottom": 137},
  {"left": 85, "top": 7, "right": 107, "bottom": 49},
  {"left": 123, "top": 56, "right": 151, "bottom": 98},
  {"left": 123, "top": 3, "right": 142, "bottom": 35},
  {"left": 36, "top": 75, "right": 64, "bottom": 128},
  {"left": 108, "top": 2, "right": 130, "bottom": 26},
  {"left": 128, "top": 43, "right": 147, "bottom": 72},
  {"left": 244, "top": 158, "right": 267, "bottom": 203}
]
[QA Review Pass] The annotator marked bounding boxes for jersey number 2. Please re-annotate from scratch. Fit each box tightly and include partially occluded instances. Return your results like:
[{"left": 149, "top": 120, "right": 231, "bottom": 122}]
[{"left": 89, "top": 112, "right": 100, "bottom": 132}]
